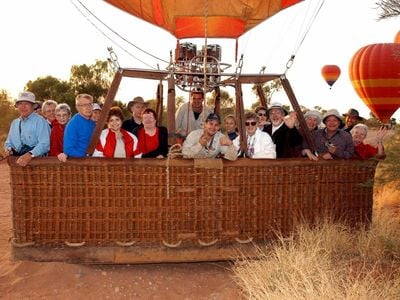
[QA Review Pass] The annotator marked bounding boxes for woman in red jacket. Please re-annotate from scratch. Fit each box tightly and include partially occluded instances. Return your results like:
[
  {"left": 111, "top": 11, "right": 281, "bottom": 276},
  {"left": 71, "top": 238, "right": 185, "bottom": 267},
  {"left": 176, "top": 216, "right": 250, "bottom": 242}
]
[
  {"left": 133, "top": 108, "right": 169, "bottom": 158},
  {"left": 49, "top": 103, "right": 71, "bottom": 161},
  {"left": 93, "top": 106, "right": 140, "bottom": 158}
]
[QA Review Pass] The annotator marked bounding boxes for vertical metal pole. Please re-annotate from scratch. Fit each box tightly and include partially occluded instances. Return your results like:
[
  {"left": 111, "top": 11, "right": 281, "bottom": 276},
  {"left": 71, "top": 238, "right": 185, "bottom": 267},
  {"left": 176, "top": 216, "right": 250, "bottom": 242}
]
[
  {"left": 214, "top": 86, "right": 221, "bottom": 116},
  {"left": 167, "top": 77, "right": 176, "bottom": 145},
  {"left": 156, "top": 82, "right": 164, "bottom": 126},
  {"left": 235, "top": 81, "right": 247, "bottom": 154}
]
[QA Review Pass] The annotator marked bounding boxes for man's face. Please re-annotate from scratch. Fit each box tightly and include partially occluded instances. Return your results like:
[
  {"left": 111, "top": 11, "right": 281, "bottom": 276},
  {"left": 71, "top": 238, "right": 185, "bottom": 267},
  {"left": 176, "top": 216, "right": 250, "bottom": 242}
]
[
  {"left": 269, "top": 108, "right": 284, "bottom": 126},
  {"left": 132, "top": 103, "right": 145, "bottom": 118},
  {"left": 43, "top": 104, "right": 56, "bottom": 121},
  {"left": 91, "top": 110, "right": 101, "bottom": 122},
  {"left": 16, "top": 101, "right": 34, "bottom": 118},
  {"left": 204, "top": 120, "right": 220, "bottom": 136},
  {"left": 191, "top": 92, "right": 204, "bottom": 109},
  {"left": 76, "top": 97, "right": 93, "bottom": 119},
  {"left": 345, "top": 115, "right": 358, "bottom": 128},
  {"left": 325, "top": 116, "right": 341, "bottom": 132}
]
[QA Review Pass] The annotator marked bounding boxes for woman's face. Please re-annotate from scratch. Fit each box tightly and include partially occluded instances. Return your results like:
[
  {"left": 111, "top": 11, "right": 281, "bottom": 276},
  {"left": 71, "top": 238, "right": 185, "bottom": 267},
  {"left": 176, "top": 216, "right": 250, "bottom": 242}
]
[
  {"left": 55, "top": 109, "right": 71, "bottom": 125},
  {"left": 257, "top": 110, "right": 267, "bottom": 124},
  {"left": 305, "top": 116, "right": 318, "bottom": 130},
  {"left": 108, "top": 115, "right": 122, "bottom": 132},
  {"left": 324, "top": 116, "right": 340, "bottom": 132},
  {"left": 351, "top": 127, "right": 367, "bottom": 145},
  {"left": 224, "top": 117, "right": 236, "bottom": 133},
  {"left": 142, "top": 112, "right": 157, "bottom": 129}
]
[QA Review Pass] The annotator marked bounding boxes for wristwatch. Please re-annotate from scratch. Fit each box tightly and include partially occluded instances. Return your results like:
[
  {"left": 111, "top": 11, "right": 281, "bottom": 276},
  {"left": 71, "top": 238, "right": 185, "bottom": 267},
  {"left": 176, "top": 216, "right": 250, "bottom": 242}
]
[{"left": 28, "top": 151, "right": 35, "bottom": 158}]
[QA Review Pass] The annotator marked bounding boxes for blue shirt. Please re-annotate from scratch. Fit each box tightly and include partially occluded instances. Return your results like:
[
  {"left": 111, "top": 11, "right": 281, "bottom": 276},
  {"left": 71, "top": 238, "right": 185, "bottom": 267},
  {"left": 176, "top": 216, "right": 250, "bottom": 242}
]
[
  {"left": 5, "top": 112, "right": 50, "bottom": 157},
  {"left": 63, "top": 114, "right": 95, "bottom": 157}
]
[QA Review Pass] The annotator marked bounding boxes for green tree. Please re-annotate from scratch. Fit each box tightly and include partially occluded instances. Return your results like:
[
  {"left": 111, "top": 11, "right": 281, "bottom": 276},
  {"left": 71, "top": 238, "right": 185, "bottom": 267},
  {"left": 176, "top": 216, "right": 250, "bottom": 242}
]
[
  {"left": 25, "top": 76, "right": 73, "bottom": 103},
  {"left": 69, "top": 60, "right": 113, "bottom": 101},
  {"left": 0, "top": 89, "right": 18, "bottom": 139}
]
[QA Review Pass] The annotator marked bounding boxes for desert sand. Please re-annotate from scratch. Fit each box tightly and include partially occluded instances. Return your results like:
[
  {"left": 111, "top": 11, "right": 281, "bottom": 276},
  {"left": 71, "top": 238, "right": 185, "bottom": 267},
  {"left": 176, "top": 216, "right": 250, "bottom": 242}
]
[{"left": 0, "top": 161, "right": 241, "bottom": 299}]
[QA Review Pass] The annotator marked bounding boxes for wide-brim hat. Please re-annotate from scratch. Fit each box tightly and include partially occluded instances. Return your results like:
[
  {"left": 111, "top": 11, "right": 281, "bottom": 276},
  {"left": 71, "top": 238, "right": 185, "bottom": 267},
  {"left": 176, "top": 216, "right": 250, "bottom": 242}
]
[
  {"left": 16, "top": 91, "right": 36, "bottom": 104},
  {"left": 266, "top": 102, "right": 288, "bottom": 116},
  {"left": 304, "top": 110, "right": 322, "bottom": 125},
  {"left": 323, "top": 109, "right": 343, "bottom": 125},
  {"left": 127, "top": 96, "right": 147, "bottom": 112},
  {"left": 342, "top": 108, "right": 365, "bottom": 121}
]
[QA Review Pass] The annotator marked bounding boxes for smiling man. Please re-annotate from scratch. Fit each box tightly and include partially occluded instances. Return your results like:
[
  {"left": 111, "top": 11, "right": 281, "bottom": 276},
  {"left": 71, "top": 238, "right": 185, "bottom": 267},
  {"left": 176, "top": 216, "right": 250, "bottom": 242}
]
[
  {"left": 62, "top": 93, "right": 96, "bottom": 160},
  {"left": 4, "top": 91, "right": 50, "bottom": 166},
  {"left": 182, "top": 113, "right": 237, "bottom": 160}
]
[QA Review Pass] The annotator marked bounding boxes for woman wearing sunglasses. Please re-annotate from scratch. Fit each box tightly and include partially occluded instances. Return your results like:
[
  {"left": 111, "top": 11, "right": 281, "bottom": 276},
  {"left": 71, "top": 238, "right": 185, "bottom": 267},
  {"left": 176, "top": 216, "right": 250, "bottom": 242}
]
[
  {"left": 255, "top": 106, "right": 270, "bottom": 130},
  {"left": 235, "top": 112, "right": 276, "bottom": 159}
]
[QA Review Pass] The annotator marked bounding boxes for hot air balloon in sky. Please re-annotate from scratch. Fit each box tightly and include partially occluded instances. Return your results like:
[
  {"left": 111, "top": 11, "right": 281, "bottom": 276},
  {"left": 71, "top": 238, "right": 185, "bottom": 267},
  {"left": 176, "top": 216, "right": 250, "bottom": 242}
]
[
  {"left": 321, "top": 65, "right": 341, "bottom": 89},
  {"left": 105, "top": 0, "right": 303, "bottom": 39},
  {"left": 349, "top": 43, "right": 400, "bottom": 124}
]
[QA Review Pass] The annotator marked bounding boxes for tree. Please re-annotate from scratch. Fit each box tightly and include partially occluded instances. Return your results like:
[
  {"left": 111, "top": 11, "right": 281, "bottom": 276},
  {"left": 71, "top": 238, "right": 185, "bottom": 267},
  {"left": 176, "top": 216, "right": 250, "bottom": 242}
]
[
  {"left": 376, "top": 0, "right": 400, "bottom": 19},
  {"left": 0, "top": 90, "right": 18, "bottom": 138},
  {"left": 69, "top": 60, "right": 113, "bottom": 102},
  {"left": 251, "top": 79, "right": 282, "bottom": 110}
]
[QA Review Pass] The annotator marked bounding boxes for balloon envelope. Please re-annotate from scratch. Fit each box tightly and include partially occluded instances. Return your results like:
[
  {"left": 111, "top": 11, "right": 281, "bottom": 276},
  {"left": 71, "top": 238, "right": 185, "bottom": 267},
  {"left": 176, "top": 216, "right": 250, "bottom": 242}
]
[
  {"left": 321, "top": 65, "right": 341, "bottom": 88},
  {"left": 349, "top": 43, "right": 400, "bottom": 123},
  {"left": 395, "top": 31, "right": 400, "bottom": 43},
  {"left": 105, "top": 0, "right": 303, "bottom": 39}
]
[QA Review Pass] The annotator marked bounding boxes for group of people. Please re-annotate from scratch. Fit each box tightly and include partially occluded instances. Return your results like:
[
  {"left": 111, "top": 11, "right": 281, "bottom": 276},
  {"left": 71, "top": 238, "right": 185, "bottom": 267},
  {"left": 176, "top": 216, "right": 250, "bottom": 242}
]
[{"left": 4, "top": 89, "right": 387, "bottom": 166}]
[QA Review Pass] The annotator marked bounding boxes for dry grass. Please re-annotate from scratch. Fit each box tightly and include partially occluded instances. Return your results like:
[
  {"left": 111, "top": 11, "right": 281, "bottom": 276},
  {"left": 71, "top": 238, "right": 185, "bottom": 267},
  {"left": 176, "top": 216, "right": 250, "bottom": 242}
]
[
  {"left": 233, "top": 128, "right": 400, "bottom": 299},
  {"left": 233, "top": 212, "right": 400, "bottom": 299}
]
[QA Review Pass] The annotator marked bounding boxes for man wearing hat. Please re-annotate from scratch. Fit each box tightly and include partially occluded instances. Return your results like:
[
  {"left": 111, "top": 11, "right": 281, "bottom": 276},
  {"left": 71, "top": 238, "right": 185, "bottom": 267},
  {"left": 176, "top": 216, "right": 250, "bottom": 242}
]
[
  {"left": 4, "top": 91, "right": 51, "bottom": 166},
  {"left": 263, "top": 102, "right": 303, "bottom": 158},
  {"left": 91, "top": 103, "right": 102, "bottom": 123},
  {"left": 182, "top": 113, "right": 237, "bottom": 160},
  {"left": 302, "top": 109, "right": 354, "bottom": 160},
  {"left": 342, "top": 108, "right": 365, "bottom": 132},
  {"left": 175, "top": 88, "right": 213, "bottom": 140},
  {"left": 122, "top": 96, "right": 146, "bottom": 133}
]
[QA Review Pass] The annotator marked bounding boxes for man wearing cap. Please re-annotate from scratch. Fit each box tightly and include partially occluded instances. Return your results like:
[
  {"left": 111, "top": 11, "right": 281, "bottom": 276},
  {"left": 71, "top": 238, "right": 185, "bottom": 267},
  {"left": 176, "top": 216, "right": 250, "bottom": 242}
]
[
  {"left": 342, "top": 108, "right": 365, "bottom": 132},
  {"left": 62, "top": 93, "right": 96, "bottom": 160},
  {"left": 4, "top": 91, "right": 51, "bottom": 166},
  {"left": 182, "top": 113, "right": 237, "bottom": 161},
  {"left": 122, "top": 96, "right": 146, "bottom": 133},
  {"left": 263, "top": 102, "right": 303, "bottom": 158},
  {"left": 175, "top": 89, "right": 213, "bottom": 140},
  {"left": 91, "top": 103, "right": 102, "bottom": 123},
  {"left": 302, "top": 109, "right": 354, "bottom": 160}
]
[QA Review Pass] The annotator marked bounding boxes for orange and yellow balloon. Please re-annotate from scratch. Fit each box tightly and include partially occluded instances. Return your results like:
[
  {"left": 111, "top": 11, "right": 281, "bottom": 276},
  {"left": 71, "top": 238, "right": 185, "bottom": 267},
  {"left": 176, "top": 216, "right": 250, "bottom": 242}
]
[
  {"left": 321, "top": 65, "right": 341, "bottom": 89},
  {"left": 395, "top": 31, "right": 400, "bottom": 43},
  {"left": 349, "top": 43, "right": 400, "bottom": 124}
]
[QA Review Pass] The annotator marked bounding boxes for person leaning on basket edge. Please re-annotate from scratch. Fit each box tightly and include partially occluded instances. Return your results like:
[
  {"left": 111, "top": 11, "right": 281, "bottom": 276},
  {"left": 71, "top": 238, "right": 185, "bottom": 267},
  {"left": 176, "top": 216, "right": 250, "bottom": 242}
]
[
  {"left": 182, "top": 113, "right": 238, "bottom": 160},
  {"left": 62, "top": 93, "right": 96, "bottom": 161},
  {"left": 302, "top": 109, "right": 354, "bottom": 161},
  {"left": 4, "top": 91, "right": 51, "bottom": 167}
]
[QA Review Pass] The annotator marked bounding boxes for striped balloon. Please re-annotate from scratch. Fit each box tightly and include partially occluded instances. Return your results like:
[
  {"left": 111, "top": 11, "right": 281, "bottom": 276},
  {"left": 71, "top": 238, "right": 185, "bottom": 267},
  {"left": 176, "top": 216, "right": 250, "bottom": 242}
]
[
  {"left": 395, "top": 31, "right": 400, "bottom": 43},
  {"left": 349, "top": 43, "right": 400, "bottom": 123},
  {"left": 321, "top": 65, "right": 341, "bottom": 89}
]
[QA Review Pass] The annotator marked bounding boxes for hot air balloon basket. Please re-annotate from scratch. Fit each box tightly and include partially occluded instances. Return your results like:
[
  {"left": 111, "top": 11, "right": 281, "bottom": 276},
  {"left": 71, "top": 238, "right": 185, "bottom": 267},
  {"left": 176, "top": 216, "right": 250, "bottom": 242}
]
[{"left": 8, "top": 157, "right": 377, "bottom": 264}]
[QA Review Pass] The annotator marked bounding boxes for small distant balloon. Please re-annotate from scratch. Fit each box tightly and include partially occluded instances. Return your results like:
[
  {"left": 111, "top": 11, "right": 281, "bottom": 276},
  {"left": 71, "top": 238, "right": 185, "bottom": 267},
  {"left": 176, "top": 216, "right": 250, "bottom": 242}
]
[{"left": 321, "top": 65, "right": 341, "bottom": 89}]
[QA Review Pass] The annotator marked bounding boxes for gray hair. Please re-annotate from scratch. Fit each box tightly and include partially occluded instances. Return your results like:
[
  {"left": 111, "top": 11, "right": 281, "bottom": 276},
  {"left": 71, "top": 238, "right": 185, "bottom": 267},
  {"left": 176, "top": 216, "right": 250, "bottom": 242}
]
[
  {"left": 351, "top": 123, "right": 368, "bottom": 136},
  {"left": 55, "top": 103, "right": 71, "bottom": 115},
  {"left": 42, "top": 99, "right": 58, "bottom": 113}
]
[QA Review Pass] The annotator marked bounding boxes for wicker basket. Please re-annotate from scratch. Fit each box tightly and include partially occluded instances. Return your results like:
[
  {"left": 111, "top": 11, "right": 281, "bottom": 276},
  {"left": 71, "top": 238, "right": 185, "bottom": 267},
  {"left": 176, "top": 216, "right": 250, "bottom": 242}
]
[{"left": 8, "top": 157, "right": 377, "bottom": 263}]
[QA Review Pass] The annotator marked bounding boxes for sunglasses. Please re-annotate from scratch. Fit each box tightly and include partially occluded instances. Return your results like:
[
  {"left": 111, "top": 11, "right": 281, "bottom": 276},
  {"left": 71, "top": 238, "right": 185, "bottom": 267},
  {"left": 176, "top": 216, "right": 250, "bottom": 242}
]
[
  {"left": 258, "top": 113, "right": 266, "bottom": 116},
  {"left": 245, "top": 121, "right": 257, "bottom": 126}
]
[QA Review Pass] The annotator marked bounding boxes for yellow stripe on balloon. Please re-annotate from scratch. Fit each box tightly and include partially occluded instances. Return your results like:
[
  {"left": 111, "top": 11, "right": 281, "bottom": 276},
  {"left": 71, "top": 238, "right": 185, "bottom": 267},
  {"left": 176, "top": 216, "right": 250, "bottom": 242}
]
[{"left": 351, "top": 79, "right": 400, "bottom": 88}]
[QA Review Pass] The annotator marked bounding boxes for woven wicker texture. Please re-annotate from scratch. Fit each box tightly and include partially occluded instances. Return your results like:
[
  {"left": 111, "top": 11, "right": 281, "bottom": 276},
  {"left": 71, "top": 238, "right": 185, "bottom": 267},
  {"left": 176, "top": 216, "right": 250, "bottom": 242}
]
[{"left": 9, "top": 157, "right": 377, "bottom": 247}]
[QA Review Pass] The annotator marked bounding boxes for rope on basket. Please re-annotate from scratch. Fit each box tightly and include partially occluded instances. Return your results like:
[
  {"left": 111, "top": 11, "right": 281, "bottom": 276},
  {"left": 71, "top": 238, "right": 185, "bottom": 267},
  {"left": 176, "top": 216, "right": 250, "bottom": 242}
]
[
  {"left": 115, "top": 241, "right": 136, "bottom": 247},
  {"left": 166, "top": 143, "right": 183, "bottom": 199},
  {"left": 162, "top": 239, "right": 182, "bottom": 248},
  {"left": 11, "top": 238, "right": 35, "bottom": 248},
  {"left": 198, "top": 238, "right": 218, "bottom": 247},
  {"left": 235, "top": 237, "right": 253, "bottom": 244}
]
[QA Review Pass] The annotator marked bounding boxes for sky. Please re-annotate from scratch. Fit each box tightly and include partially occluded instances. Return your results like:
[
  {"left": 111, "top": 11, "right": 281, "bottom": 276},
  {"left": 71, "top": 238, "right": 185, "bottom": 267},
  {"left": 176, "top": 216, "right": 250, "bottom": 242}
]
[{"left": 0, "top": 0, "right": 399, "bottom": 120}]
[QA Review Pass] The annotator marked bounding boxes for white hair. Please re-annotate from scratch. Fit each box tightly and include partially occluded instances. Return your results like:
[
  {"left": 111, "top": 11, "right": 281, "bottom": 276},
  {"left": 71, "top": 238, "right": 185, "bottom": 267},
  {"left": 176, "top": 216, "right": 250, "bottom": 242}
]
[{"left": 351, "top": 123, "right": 368, "bottom": 136}]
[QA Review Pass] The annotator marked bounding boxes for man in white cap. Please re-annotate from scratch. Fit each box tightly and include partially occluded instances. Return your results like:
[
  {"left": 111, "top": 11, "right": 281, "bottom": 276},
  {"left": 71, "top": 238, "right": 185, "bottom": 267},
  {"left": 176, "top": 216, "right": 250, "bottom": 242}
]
[
  {"left": 91, "top": 103, "right": 102, "bottom": 123},
  {"left": 4, "top": 91, "right": 51, "bottom": 166},
  {"left": 122, "top": 96, "right": 146, "bottom": 133},
  {"left": 302, "top": 109, "right": 354, "bottom": 160},
  {"left": 263, "top": 102, "right": 303, "bottom": 158}
]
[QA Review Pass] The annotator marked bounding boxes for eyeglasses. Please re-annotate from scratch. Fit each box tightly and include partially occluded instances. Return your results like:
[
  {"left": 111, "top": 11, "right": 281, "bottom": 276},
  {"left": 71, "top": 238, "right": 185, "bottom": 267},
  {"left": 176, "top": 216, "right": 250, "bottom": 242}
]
[
  {"left": 258, "top": 113, "right": 266, "bottom": 117},
  {"left": 78, "top": 103, "right": 93, "bottom": 108},
  {"left": 245, "top": 121, "right": 257, "bottom": 126}
]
